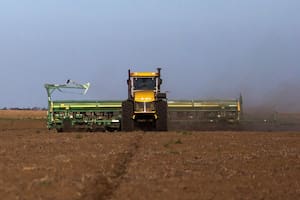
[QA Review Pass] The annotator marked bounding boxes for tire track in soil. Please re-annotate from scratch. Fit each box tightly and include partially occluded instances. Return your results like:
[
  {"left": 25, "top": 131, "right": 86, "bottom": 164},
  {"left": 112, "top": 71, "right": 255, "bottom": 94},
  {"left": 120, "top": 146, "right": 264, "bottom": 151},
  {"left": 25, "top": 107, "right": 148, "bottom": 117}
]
[{"left": 81, "top": 133, "right": 143, "bottom": 200}]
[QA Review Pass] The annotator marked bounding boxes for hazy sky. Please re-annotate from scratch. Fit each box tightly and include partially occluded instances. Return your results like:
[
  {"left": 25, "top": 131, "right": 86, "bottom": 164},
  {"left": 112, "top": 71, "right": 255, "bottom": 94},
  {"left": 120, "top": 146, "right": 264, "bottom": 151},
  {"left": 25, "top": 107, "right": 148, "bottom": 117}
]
[{"left": 0, "top": 0, "right": 299, "bottom": 112}]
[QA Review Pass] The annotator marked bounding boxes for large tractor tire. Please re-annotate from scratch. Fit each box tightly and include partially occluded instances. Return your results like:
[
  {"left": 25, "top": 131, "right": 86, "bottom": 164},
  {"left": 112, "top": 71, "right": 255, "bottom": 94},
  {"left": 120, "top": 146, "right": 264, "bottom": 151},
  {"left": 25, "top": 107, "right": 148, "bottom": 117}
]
[
  {"left": 155, "top": 100, "right": 168, "bottom": 131},
  {"left": 62, "top": 118, "right": 72, "bottom": 132},
  {"left": 121, "top": 100, "right": 134, "bottom": 131}
]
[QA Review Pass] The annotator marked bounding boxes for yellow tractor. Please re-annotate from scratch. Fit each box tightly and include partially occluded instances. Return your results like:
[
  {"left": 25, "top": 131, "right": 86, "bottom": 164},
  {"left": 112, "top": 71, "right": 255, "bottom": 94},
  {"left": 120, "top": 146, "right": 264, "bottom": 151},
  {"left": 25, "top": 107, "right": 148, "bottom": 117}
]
[{"left": 121, "top": 68, "right": 168, "bottom": 131}]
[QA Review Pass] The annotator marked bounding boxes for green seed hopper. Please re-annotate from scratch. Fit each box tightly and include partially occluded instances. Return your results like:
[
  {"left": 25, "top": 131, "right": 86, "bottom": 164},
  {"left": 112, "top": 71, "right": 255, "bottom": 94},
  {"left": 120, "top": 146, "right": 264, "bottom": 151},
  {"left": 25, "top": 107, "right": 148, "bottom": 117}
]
[
  {"left": 48, "top": 100, "right": 122, "bottom": 132},
  {"left": 45, "top": 81, "right": 122, "bottom": 132},
  {"left": 168, "top": 98, "right": 242, "bottom": 123}
]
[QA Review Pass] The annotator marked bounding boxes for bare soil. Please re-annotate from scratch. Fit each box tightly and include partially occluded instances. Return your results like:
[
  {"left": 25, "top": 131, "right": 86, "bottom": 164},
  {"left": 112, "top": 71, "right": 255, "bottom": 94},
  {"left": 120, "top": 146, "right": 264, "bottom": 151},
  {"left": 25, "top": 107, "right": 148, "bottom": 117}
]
[{"left": 0, "top": 111, "right": 300, "bottom": 200}]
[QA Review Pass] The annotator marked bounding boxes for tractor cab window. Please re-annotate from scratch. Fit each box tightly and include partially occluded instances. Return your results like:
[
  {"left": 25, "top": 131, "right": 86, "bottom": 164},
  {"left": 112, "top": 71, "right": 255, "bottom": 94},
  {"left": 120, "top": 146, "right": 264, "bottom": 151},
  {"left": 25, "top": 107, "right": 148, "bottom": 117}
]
[{"left": 133, "top": 78, "right": 156, "bottom": 90}]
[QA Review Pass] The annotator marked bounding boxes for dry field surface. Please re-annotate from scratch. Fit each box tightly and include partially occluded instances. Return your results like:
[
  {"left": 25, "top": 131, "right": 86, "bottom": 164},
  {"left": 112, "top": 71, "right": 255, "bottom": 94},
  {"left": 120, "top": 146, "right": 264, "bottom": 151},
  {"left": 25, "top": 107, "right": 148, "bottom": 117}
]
[
  {"left": 0, "top": 111, "right": 299, "bottom": 200},
  {"left": 0, "top": 110, "right": 46, "bottom": 119}
]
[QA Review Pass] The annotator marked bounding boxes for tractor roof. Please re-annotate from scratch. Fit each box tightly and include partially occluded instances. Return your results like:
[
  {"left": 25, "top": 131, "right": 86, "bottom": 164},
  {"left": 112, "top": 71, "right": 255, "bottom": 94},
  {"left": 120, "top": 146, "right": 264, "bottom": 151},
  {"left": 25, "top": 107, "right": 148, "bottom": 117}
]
[{"left": 130, "top": 72, "right": 159, "bottom": 77}]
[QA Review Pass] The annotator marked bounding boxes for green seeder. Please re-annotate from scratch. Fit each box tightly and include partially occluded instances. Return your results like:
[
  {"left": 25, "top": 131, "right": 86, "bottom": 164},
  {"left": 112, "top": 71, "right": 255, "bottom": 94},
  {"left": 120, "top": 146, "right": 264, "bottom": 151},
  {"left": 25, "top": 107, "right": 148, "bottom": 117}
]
[{"left": 45, "top": 78, "right": 242, "bottom": 132}]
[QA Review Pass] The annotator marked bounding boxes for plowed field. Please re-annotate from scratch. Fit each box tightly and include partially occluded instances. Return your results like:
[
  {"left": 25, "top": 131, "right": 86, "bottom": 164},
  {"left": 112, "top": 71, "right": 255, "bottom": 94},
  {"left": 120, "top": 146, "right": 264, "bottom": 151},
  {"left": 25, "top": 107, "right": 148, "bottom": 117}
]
[{"left": 0, "top": 110, "right": 299, "bottom": 200}]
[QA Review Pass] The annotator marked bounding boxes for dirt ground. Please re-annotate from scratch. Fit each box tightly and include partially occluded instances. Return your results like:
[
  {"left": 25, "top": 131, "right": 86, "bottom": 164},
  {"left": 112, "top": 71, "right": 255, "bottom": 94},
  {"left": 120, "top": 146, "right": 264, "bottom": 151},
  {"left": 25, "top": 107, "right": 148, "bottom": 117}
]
[{"left": 0, "top": 110, "right": 300, "bottom": 200}]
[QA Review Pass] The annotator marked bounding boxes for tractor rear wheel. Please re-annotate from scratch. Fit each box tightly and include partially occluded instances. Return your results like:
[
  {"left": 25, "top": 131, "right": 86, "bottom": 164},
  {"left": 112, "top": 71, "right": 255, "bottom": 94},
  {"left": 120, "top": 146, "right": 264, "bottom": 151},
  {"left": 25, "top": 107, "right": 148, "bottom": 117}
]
[
  {"left": 121, "top": 100, "right": 134, "bottom": 131},
  {"left": 156, "top": 100, "right": 168, "bottom": 131},
  {"left": 62, "top": 118, "right": 72, "bottom": 132}
]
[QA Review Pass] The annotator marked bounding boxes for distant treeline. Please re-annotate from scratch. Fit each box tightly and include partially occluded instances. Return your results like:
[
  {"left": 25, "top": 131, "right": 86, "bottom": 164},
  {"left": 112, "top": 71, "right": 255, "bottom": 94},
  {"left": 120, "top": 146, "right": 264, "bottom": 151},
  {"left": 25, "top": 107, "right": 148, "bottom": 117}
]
[{"left": 1, "top": 107, "right": 47, "bottom": 110}]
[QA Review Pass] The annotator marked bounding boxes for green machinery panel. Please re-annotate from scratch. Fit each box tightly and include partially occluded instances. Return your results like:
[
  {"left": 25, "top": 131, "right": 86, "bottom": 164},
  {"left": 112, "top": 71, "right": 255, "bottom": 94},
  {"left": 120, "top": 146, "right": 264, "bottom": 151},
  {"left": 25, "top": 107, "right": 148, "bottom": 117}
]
[
  {"left": 47, "top": 99, "right": 242, "bottom": 131},
  {"left": 168, "top": 99, "right": 242, "bottom": 123},
  {"left": 47, "top": 100, "right": 122, "bottom": 131}
]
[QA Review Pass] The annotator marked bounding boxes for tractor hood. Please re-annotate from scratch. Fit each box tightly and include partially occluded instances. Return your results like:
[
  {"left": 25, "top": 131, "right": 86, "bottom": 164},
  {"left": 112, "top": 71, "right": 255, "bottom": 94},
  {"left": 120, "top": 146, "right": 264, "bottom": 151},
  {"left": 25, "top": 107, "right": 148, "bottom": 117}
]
[{"left": 134, "top": 91, "right": 155, "bottom": 102}]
